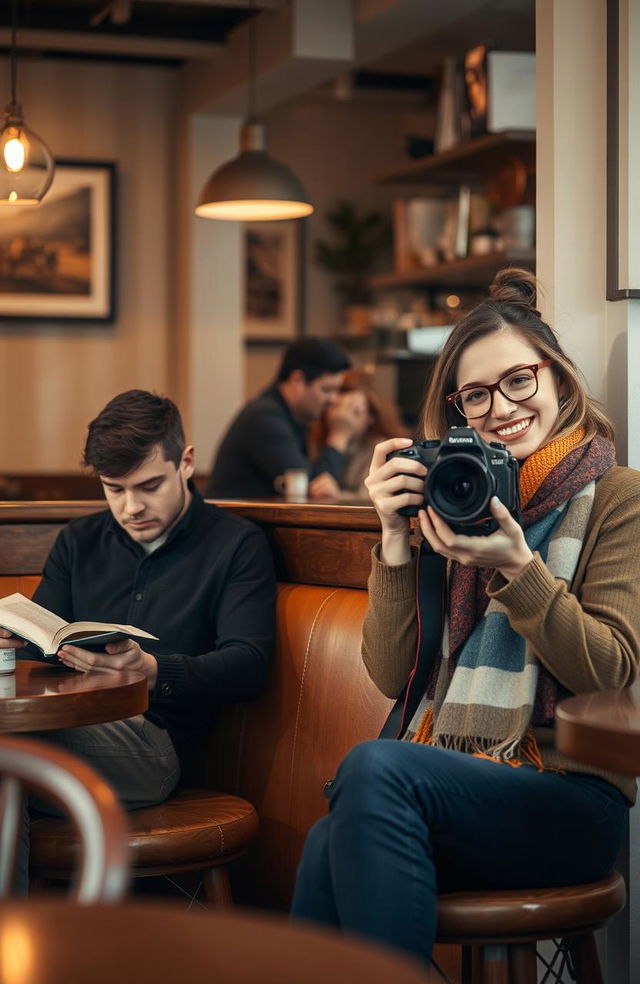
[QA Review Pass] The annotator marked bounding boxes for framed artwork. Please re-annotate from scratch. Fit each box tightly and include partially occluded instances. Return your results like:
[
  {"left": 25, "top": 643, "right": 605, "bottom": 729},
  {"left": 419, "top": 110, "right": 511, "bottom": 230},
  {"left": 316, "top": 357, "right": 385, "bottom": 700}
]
[
  {"left": 243, "top": 220, "right": 302, "bottom": 342},
  {"left": 606, "top": 0, "right": 640, "bottom": 299},
  {"left": 0, "top": 160, "right": 117, "bottom": 321}
]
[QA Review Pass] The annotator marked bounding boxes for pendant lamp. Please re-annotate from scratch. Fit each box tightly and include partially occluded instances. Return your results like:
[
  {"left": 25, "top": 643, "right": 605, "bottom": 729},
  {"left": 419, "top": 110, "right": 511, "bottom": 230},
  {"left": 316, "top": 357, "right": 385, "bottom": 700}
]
[
  {"left": 0, "top": 0, "right": 55, "bottom": 206},
  {"left": 195, "top": 1, "right": 312, "bottom": 222}
]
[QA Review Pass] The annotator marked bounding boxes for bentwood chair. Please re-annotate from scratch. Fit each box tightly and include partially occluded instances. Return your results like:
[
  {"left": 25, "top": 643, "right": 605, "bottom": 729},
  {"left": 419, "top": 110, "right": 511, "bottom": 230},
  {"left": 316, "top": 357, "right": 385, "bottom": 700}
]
[
  {"left": 0, "top": 734, "right": 129, "bottom": 901},
  {"left": 436, "top": 871, "right": 626, "bottom": 984}
]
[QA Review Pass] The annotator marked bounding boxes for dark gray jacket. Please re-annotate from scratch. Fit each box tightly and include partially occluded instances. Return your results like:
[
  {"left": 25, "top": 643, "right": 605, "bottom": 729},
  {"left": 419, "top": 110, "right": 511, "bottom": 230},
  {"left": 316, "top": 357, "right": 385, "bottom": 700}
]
[{"left": 206, "top": 385, "right": 345, "bottom": 498}]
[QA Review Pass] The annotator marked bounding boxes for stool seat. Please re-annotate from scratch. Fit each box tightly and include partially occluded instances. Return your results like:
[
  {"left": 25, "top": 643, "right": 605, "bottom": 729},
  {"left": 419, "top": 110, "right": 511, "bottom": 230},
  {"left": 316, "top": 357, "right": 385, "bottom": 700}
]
[
  {"left": 30, "top": 788, "right": 258, "bottom": 886},
  {"left": 437, "top": 871, "right": 626, "bottom": 944}
]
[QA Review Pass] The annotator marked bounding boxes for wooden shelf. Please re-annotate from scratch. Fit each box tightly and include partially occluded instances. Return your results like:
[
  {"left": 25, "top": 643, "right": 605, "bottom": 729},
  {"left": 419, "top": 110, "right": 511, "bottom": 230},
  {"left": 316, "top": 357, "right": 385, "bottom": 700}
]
[
  {"left": 374, "top": 130, "right": 536, "bottom": 186},
  {"left": 369, "top": 249, "right": 535, "bottom": 290}
]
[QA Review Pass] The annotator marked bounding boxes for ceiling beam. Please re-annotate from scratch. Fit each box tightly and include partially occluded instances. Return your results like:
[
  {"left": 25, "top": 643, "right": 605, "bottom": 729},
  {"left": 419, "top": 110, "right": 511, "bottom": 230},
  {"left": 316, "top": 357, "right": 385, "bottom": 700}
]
[
  {"left": 133, "top": 0, "right": 285, "bottom": 6},
  {"left": 181, "top": 0, "right": 355, "bottom": 116},
  {"left": 180, "top": 0, "right": 498, "bottom": 118},
  {"left": 0, "top": 28, "right": 223, "bottom": 61}
]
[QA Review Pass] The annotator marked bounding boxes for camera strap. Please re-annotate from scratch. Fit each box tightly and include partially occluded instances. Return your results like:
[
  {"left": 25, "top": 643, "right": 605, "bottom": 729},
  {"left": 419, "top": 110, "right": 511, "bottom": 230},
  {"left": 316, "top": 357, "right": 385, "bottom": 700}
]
[
  {"left": 377, "top": 546, "right": 447, "bottom": 739},
  {"left": 323, "top": 546, "right": 446, "bottom": 799}
]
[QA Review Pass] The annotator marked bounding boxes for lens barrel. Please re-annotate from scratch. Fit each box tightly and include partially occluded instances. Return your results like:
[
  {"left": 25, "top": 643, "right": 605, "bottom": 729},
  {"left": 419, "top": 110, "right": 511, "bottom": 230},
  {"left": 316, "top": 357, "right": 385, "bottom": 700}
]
[{"left": 425, "top": 453, "right": 495, "bottom": 523}]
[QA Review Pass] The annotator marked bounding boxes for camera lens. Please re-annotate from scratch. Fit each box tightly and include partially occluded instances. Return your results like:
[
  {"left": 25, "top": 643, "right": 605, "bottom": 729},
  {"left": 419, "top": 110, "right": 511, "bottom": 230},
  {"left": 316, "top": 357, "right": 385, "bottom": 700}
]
[{"left": 426, "top": 454, "right": 493, "bottom": 523}]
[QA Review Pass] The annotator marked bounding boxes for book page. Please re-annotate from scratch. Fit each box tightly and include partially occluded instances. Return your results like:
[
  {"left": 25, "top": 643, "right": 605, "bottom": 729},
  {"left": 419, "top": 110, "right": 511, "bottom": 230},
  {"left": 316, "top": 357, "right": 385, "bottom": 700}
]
[
  {"left": 0, "top": 593, "right": 67, "bottom": 653},
  {"left": 54, "top": 622, "right": 158, "bottom": 647}
]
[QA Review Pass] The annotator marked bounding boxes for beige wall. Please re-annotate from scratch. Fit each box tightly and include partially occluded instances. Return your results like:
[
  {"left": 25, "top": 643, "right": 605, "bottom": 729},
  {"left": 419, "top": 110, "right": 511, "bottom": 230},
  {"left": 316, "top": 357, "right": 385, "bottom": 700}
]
[
  {"left": 0, "top": 58, "right": 177, "bottom": 472},
  {"left": 266, "top": 94, "right": 426, "bottom": 337}
]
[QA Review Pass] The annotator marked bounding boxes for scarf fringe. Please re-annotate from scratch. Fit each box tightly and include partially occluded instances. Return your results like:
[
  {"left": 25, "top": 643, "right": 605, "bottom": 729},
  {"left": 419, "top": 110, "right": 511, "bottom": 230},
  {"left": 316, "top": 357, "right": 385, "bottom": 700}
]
[{"left": 412, "top": 709, "right": 546, "bottom": 772}]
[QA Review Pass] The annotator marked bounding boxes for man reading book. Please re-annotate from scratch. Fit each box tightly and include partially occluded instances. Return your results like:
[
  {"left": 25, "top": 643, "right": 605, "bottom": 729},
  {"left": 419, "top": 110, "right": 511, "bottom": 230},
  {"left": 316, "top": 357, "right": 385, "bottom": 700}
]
[{"left": 0, "top": 389, "right": 276, "bottom": 817}]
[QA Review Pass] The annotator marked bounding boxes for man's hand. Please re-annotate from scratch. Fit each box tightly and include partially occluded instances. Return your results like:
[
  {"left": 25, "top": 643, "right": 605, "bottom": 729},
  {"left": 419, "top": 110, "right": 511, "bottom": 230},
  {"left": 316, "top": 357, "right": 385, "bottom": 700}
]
[
  {"left": 325, "top": 391, "right": 369, "bottom": 451},
  {"left": 309, "top": 472, "right": 342, "bottom": 501},
  {"left": 58, "top": 638, "right": 159, "bottom": 689},
  {"left": 0, "top": 627, "right": 27, "bottom": 650}
]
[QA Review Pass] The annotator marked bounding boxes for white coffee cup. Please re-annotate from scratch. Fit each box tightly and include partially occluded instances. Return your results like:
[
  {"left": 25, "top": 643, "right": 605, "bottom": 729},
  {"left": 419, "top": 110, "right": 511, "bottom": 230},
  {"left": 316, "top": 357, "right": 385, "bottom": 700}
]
[
  {"left": 0, "top": 674, "right": 16, "bottom": 697},
  {"left": 274, "top": 469, "right": 309, "bottom": 502},
  {"left": 0, "top": 648, "right": 16, "bottom": 675}
]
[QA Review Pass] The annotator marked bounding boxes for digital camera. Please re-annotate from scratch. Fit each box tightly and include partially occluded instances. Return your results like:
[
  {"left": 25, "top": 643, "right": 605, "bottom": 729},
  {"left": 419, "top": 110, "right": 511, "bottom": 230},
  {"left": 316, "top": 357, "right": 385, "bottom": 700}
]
[{"left": 387, "top": 426, "right": 521, "bottom": 534}]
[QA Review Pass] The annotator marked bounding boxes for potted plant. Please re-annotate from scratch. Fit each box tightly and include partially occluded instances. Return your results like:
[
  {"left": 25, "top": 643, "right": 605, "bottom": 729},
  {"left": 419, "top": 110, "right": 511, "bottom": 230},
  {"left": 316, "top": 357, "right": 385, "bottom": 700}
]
[{"left": 314, "top": 199, "right": 390, "bottom": 332}]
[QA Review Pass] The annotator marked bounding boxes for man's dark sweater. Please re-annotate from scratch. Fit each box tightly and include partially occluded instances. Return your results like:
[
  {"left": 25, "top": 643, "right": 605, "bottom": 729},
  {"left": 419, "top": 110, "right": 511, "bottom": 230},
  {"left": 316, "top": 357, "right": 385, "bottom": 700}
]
[
  {"left": 32, "top": 486, "right": 276, "bottom": 768},
  {"left": 206, "top": 385, "right": 346, "bottom": 498}
]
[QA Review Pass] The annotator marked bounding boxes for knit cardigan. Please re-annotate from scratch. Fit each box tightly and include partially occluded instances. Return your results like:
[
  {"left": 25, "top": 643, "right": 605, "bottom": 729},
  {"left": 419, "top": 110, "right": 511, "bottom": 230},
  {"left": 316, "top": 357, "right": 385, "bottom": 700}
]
[{"left": 361, "top": 465, "right": 640, "bottom": 803}]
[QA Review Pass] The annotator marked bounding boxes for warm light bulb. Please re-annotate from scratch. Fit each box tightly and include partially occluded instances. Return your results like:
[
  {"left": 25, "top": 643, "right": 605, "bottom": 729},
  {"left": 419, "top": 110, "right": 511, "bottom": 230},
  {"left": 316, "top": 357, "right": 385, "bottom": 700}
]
[{"left": 3, "top": 133, "right": 25, "bottom": 172}]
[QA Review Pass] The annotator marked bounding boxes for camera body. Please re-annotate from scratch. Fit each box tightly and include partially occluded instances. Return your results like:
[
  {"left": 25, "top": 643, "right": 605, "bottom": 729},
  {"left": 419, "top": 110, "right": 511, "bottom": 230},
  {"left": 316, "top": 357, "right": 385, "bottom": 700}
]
[{"left": 387, "top": 426, "right": 521, "bottom": 534}]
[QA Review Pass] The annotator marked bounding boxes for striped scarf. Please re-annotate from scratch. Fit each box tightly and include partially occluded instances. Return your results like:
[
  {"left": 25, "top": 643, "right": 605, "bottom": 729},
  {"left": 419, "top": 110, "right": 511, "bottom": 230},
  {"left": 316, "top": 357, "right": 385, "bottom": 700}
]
[{"left": 409, "top": 432, "right": 616, "bottom": 766}]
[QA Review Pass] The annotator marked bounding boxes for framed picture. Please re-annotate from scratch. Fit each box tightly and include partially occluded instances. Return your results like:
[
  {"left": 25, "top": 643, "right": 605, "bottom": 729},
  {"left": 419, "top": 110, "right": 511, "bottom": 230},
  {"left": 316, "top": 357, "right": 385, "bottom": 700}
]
[
  {"left": 243, "top": 220, "right": 302, "bottom": 341},
  {"left": 0, "top": 160, "right": 117, "bottom": 321},
  {"left": 607, "top": 0, "right": 640, "bottom": 299}
]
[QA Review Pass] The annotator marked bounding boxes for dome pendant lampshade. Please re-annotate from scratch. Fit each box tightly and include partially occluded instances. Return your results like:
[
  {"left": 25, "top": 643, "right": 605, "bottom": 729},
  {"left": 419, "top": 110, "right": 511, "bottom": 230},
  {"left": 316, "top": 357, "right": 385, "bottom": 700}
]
[
  {"left": 0, "top": 0, "right": 55, "bottom": 206},
  {"left": 194, "top": 0, "right": 312, "bottom": 222},
  {"left": 195, "top": 120, "right": 313, "bottom": 221}
]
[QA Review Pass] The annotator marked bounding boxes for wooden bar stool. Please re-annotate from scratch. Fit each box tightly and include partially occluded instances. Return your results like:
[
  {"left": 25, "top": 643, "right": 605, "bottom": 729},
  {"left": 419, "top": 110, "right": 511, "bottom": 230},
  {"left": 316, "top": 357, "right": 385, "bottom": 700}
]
[
  {"left": 29, "top": 786, "right": 259, "bottom": 904},
  {"left": 436, "top": 871, "right": 625, "bottom": 983}
]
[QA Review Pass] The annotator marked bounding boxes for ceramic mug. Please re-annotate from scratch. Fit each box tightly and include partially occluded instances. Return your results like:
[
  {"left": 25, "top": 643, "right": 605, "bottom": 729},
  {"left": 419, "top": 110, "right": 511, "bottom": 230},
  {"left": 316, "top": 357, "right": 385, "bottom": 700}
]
[
  {"left": 274, "top": 469, "right": 309, "bottom": 502},
  {"left": 0, "top": 648, "right": 16, "bottom": 676}
]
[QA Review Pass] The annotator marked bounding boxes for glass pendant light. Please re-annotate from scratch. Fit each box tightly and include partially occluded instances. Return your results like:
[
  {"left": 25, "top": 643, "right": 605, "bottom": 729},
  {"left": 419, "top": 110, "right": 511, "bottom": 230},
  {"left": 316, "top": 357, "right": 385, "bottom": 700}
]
[
  {"left": 0, "top": 0, "right": 55, "bottom": 206},
  {"left": 195, "top": 0, "right": 312, "bottom": 222}
]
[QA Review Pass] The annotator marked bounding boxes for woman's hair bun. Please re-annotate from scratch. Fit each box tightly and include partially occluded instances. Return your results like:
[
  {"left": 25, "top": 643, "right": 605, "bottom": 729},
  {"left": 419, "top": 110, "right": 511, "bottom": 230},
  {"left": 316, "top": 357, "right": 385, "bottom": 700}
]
[{"left": 488, "top": 267, "right": 541, "bottom": 317}]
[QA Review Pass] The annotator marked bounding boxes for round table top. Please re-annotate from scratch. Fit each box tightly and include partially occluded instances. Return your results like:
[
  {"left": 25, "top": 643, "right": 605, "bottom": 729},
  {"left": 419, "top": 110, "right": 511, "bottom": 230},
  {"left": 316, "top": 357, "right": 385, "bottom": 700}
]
[
  {"left": 0, "top": 659, "right": 148, "bottom": 732},
  {"left": 0, "top": 900, "right": 435, "bottom": 984},
  {"left": 555, "top": 684, "right": 640, "bottom": 775}
]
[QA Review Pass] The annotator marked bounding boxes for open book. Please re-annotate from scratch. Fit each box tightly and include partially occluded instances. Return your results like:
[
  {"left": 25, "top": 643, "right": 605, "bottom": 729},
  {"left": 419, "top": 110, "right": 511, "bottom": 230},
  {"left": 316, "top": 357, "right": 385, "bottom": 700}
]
[{"left": 0, "top": 593, "right": 158, "bottom": 660}]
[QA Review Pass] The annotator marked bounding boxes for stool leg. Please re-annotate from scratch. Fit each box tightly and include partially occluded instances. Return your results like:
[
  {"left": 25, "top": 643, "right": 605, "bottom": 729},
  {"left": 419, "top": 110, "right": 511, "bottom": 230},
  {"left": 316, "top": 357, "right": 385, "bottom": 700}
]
[
  {"left": 478, "top": 944, "right": 509, "bottom": 984},
  {"left": 202, "top": 865, "right": 234, "bottom": 906},
  {"left": 508, "top": 943, "right": 537, "bottom": 984},
  {"left": 566, "top": 933, "right": 603, "bottom": 984},
  {"left": 460, "top": 944, "right": 473, "bottom": 984}
]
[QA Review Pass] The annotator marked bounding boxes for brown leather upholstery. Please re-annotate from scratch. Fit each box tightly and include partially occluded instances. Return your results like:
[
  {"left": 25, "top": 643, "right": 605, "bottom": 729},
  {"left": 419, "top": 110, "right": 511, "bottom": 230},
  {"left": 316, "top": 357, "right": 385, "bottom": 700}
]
[
  {"left": 202, "top": 583, "right": 394, "bottom": 910},
  {"left": 30, "top": 789, "right": 258, "bottom": 876},
  {"left": 0, "top": 574, "right": 40, "bottom": 597}
]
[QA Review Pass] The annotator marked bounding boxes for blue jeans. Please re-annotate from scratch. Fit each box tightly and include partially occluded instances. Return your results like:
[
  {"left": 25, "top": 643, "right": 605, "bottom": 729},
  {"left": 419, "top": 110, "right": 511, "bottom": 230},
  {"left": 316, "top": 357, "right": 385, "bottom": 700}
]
[{"left": 291, "top": 740, "right": 628, "bottom": 962}]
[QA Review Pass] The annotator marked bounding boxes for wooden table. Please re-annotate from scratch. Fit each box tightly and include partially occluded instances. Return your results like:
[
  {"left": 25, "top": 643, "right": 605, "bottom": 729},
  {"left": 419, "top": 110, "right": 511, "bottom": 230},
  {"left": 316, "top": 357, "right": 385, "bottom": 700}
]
[
  {"left": 0, "top": 900, "right": 435, "bottom": 984},
  {"left": 556, "top": 683, "right": 640, "bottom": 775},
  {"left": 0, "top": 658, "right": 148, "bottom": 732}
]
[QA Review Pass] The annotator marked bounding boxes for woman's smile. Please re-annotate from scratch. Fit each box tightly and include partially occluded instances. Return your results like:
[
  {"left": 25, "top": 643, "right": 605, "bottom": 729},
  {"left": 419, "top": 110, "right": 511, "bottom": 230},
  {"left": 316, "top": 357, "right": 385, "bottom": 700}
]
[{"left": 455, "top": 328, "right": 562, "bottom": 459}]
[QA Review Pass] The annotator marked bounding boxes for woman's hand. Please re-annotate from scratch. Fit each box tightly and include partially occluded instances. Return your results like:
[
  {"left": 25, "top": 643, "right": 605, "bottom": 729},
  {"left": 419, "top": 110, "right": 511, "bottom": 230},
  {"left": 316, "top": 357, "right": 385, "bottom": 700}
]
[
  {"left": 418, "top": 496, "right": 533, "bottom": 580},
  {"left": 365, "top": 437, "right": 427, "bottom": 565}
]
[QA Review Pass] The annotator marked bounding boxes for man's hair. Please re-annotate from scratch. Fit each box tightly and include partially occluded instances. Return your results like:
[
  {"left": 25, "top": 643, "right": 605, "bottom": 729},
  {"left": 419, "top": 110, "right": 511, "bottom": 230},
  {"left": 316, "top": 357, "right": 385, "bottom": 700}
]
[
  {"left": 82, "top": 389, "right": 186, "bottom": 477},
  {"left": 277, "top": 338, "right": 351, "bottom": 383}
]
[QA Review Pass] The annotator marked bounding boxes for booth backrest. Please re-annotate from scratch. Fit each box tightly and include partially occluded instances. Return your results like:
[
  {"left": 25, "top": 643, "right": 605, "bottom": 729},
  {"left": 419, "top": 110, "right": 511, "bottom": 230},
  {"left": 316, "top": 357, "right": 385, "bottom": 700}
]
[{"left": 0, "top": 499, "right": 391, "bottom": 910}]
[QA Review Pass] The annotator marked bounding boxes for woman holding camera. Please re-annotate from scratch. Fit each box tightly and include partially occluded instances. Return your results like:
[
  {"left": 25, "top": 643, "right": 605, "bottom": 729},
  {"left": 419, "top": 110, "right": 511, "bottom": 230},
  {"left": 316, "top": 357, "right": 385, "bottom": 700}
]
[{"left": 291, "top": 268, "right": 640, "bottom": 962}]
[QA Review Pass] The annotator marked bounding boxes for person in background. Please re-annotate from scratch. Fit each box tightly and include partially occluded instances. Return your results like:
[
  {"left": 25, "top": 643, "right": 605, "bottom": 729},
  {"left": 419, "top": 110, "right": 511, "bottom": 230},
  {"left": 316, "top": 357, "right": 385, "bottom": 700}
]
[
  {"left": 308, "top": 368, "right": 409, "bottom": 501},
  {"left": 0, "top": 389, "right": 276, "bottom": 817},
  {"left": 291, "top": 268, "right": 640, "bottom": 964},
  {"left": 205, "top": 338, "right": 367, "bottom": 500}
]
